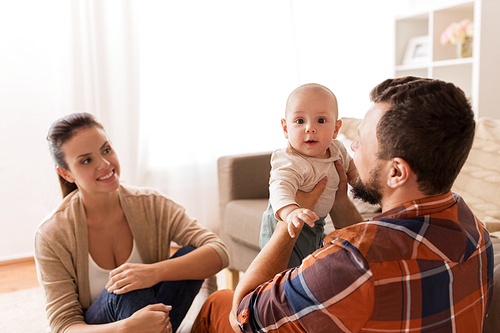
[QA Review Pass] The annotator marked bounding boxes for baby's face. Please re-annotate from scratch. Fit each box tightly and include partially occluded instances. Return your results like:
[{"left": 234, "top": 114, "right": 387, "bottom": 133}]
[{"left": 282, "top": 87, "right": 340, "bottom": 159}]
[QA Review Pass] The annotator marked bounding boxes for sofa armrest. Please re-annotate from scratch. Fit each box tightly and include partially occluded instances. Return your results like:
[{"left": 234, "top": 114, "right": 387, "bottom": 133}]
[
  {"left": 339, "top": 117, "right": 362, "bottom": 141},
  {"left": 218, "top": 152, "right": 272, "bottom": 221},
  {"left": 484, "top": 220, "right": 500, "bottom": 233}
]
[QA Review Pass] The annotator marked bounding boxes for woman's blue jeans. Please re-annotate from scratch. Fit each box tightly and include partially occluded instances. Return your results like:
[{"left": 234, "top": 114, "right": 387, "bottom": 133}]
[{"left": 84, "top": 246, "right": 204, "bottom": 332}]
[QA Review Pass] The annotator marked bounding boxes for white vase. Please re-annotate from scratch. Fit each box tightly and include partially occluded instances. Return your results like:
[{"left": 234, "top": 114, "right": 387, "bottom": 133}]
[{"left": 457, "top": 37, "right": 473, "bottom": 58}]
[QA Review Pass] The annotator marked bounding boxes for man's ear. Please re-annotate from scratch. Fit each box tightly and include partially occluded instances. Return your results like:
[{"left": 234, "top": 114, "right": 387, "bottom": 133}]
[
  {"left": 387, "top": 157, "right": 411, "bottom": 189},
  {"left": 332, "top": 119, "right": 342, "bottom": 139},
  {"left": 56, "top": 166, "right": 75, "bottom": 183},
  {"left": 281, "top": 118, "right": 289, "bottom": 139}
]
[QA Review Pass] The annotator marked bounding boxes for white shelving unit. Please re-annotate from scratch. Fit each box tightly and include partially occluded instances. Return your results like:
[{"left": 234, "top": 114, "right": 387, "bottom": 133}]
[{"left": 395, "top": 0, "right": 500, "bottom": 119}]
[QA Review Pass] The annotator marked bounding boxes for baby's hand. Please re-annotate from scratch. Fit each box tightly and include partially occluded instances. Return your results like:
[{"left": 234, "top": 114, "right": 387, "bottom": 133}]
[{"left": 285, "top": 208, "right": 319, "bottom": 238}]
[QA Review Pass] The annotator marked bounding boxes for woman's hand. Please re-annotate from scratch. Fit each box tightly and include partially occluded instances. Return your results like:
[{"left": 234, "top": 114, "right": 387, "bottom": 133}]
[
  {"left": 295, "top": 176, "right": 328, "bottom": 210},
  {"left": 106, "top": 263, "right": 161, "bottom": 295},
  {"left": 66, "top": 303, "right": 173, "bottom": 333},
  {"left": 124, "top": 304, "right": 173, "bottom": 333}
]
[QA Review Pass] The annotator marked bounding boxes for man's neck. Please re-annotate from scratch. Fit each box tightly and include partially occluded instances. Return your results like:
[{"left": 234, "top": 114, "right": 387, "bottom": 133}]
[{"left": 380, "top": 186, "right": 430, "bottom": 213}]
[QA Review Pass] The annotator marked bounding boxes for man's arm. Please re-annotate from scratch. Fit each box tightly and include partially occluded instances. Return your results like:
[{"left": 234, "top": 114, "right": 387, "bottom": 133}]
[
  {"left": 229, "top": 179, "right": 327, "bottom": 332},
  {"left": 229, "top": 219, "right": 304, "bottom": 331},
  {"left": 330, "top": 160, "right": 363, "bottom": 228}
]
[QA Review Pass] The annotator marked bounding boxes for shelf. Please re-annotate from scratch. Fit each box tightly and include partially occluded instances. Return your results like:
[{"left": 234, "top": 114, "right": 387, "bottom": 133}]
[
  {"left": 433, "top": 62, "right": 472, "bottom": 97},
  {"left": 394, "top": 0, "right": 500, "bottom": 119},
  {"left": 395, "top": 68, "right": 429, "bottom": 79},
  {"left": 395, "top": 63, "right": 427, "bottom": 71},
  {"left": 432, "top": 57, "right": 473, "bottom": 67},
  {"left": 395, "top": 57, "right": 472, "bottom": 71},
  {"left": 433, "top": 2, "right": 474, "bottom": 62}
]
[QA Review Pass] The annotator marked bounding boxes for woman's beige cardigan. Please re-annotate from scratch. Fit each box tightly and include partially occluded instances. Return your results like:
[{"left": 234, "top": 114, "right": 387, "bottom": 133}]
[{"left": 34, "top": 184, "right": 229, "bottom": 333}]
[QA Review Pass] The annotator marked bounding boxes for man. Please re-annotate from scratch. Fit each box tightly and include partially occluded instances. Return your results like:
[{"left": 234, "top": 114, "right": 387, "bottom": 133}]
[{"left": 192, "top": 77, "right": 494, "bottom": 332}]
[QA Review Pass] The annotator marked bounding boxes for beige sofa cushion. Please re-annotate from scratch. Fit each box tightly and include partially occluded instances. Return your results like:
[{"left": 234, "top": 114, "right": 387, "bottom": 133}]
[
  {"left": 224, "top": 199, "right": 268, "bottom": 251},
  {"left": 452, "top": 118, "right": 500, "bottom": 231}
]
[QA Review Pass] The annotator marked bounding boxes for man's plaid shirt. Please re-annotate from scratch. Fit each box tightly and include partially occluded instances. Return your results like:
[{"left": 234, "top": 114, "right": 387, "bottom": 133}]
[{"left": 237, "top": 192, "right": 494, "bottom": 332}]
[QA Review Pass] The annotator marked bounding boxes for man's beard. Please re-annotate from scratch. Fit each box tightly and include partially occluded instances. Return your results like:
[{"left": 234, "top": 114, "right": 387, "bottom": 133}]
[{"left": 351, "top": 165, "right": 383, "bottom": 206}]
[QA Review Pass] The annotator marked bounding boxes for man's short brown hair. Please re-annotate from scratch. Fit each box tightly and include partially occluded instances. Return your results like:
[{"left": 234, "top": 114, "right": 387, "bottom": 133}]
[{"left": 370, "top": 76, "right": 475, "bottom": 195}]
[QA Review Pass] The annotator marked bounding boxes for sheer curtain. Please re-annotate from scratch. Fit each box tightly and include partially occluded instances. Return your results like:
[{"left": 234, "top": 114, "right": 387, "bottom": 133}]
[
  {"left": 0, "top": 0, "right": 140, "bottom": 260},
  {"left": 139, "top": 1, "right": 299, "bottom": 232},
  {"left": 70, "top": 0, "right": 141, "bottom": 185}
]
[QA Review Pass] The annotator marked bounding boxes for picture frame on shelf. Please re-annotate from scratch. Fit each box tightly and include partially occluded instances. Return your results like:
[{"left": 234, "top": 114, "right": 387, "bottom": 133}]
[{"left": 403, "top": 35, "right": 430, "bottom": 64}]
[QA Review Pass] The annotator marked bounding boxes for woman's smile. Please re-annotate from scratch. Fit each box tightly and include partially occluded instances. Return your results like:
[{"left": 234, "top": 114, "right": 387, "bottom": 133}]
[{"left": 97, "top": 170, "right": 115, "bottom": 181}]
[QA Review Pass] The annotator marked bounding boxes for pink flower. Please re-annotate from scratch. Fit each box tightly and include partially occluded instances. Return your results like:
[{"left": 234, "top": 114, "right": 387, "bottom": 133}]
[
  {"left": 461, "top": 19, "right": 474, "bottom": 37},
  {"left": 459, "top": 19, "right": 472, "bottom": 30},
  {"left": 440, "top": 19, "right": 474, "bottom": 45},
  {"left": 440, "top": 30, "right": 450, "bottom": 45}
]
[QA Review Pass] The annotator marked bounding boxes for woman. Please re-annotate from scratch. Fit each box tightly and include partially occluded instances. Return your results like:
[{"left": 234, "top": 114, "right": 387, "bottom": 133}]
[{"left": 35, "top": 113, "right": 229, "bottom": 333}]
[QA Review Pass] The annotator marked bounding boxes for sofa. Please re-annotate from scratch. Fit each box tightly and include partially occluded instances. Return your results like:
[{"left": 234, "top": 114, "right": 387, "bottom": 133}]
[{"left": 217, "top": 117, "right": 500, "bottom": 331}]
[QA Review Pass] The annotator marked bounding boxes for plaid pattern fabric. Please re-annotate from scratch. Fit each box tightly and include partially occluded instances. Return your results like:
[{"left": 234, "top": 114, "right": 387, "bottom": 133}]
[{"left": 237, "top": 192, "right": 494, "bottom": 332}]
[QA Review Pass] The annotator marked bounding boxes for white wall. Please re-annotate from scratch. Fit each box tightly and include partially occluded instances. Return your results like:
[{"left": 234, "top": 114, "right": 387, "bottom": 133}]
[
  {"left": 0, "top": 0, "right": 409, "bottom": 261},
  {"left": 0, "top": 1, "right": 72, "bottom": 260},
  {"left": 289, "top": 1, "right": 405, "bottom": 119}
]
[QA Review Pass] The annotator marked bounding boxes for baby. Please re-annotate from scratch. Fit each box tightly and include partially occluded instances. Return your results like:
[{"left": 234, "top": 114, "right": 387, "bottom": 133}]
[{"left": 259, "top": 83, "right": 357, "bottom": 268}]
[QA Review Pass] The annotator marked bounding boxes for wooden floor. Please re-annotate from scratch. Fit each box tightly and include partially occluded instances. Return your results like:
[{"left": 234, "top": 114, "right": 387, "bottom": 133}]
[{"left": 0, "top": 257, "right": 40, "bottom": 294}]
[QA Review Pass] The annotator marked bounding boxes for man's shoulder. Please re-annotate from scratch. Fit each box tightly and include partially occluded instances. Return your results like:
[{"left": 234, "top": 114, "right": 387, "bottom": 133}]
[{"left": 325, "top": 218, "right": 440, "bottom": 262}]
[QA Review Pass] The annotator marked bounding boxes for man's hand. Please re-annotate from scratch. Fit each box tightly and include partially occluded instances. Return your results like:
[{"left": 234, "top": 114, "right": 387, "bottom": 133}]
[
  {"left": 230, "top": 221, "right": 300, "bottom": 333},
  {"left": 295, "top": 176, "right": 328, "bottom": 210},
  {"left": 285, "top": 208, "right": 319, "bottom": 238},
  {"left": 334, "top": 160, "right": 350, "bottom": 203}
]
